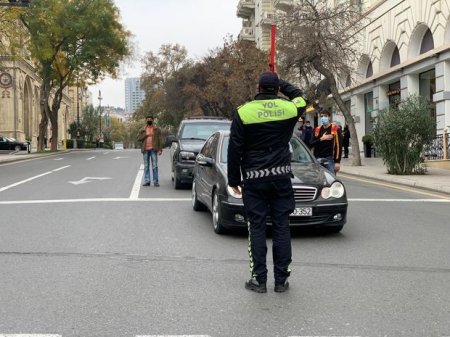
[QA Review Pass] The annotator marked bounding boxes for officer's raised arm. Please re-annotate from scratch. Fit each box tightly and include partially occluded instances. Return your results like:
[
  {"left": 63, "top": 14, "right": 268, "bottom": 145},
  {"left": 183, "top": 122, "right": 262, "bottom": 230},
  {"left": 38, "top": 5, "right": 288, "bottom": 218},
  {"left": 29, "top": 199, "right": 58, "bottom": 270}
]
[{"left": 279, "top": 79, "right": 307, "bottom": 118}]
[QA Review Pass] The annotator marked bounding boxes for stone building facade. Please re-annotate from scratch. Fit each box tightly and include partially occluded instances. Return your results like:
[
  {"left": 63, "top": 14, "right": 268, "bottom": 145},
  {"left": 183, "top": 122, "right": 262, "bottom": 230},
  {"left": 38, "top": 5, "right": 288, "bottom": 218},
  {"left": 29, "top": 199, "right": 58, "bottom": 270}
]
[
  {"left": 0, "top": 56, "right": 84, "bottom": 150},
  {"left": 238, "top": 0, "right": 450, "bottom": 151}
]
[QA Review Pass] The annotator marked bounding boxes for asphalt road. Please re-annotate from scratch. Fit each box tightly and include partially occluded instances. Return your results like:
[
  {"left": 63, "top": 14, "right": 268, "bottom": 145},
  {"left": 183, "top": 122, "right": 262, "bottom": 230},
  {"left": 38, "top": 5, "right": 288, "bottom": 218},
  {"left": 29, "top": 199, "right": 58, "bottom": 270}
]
[{"left": 0, "top": 149, "right": 449, "bottom": 337}]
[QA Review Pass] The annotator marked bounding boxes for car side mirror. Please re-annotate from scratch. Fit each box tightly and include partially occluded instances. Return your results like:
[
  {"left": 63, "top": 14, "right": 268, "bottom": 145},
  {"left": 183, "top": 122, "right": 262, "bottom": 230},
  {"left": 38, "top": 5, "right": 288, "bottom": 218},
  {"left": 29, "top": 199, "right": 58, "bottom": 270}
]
[{"left": 197, "top": 156, "right": 215, "bottom": 167}]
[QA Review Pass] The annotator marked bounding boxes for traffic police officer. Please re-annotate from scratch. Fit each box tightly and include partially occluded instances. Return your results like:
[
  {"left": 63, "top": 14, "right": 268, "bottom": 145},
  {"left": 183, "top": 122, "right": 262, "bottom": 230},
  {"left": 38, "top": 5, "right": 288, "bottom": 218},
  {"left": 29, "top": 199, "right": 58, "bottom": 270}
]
[{"left": 227, "top": 72, "right": 306, "bottom": 293}]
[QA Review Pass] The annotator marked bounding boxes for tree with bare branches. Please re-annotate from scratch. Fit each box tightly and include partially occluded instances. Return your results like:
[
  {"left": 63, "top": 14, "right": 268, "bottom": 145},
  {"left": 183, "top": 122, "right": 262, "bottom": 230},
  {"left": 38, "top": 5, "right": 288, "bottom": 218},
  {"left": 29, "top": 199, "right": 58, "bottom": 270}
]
[{"left": 277, "top": 0, "right": 365, "bottom": 165}]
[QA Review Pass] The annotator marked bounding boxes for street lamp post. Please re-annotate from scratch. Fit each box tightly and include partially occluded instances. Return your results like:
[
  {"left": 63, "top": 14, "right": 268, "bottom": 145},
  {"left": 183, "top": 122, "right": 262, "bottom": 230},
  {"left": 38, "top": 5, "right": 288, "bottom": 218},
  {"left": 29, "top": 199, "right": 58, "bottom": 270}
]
[{"left": 98, "top": 90, "right": 102, "bottom": 148}]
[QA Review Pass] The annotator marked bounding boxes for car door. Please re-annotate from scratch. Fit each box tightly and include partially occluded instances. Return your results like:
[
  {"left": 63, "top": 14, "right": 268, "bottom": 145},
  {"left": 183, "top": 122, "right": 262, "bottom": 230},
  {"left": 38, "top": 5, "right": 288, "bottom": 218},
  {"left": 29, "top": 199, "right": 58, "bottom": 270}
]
[
  {"left": 0, "top": 137, "right": 8, "bottom": 150},
  {"left": 196, "top": 134, "right": 218, "bottom": 208}
]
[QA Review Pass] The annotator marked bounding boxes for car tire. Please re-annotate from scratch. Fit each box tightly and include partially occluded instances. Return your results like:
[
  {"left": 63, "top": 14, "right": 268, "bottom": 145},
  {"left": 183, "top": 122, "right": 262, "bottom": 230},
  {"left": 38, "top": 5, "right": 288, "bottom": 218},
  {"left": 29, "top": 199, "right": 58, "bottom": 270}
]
[
  {"left": 192, "top": 181, "right": 206, "bottom": 211},
  {"left": 212, "top": 190, "right": 226, "bottom": 234},
  {"left": 14, "top": 145, "right": 21, "bottom": 151},
  {"left": 173, "top": 168, "right": 182, "bottom": 189}
]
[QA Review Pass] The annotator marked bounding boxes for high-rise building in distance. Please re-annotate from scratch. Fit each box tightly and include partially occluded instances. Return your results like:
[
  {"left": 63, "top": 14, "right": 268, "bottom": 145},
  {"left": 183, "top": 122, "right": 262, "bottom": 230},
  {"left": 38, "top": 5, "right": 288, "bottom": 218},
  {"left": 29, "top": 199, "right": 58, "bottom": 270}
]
[{"left": 125, "top": 77, "right": 146, "bottom": 114}]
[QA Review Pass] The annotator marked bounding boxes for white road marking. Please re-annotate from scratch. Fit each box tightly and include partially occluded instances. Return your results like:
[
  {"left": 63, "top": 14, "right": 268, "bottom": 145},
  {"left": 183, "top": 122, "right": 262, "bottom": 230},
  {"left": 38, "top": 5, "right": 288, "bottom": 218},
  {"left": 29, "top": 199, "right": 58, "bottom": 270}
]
[
  {"left": 52, "top": 165, "right": 71, "bottom": 172},
  {"left": 0, "top": 198, "right": 191, "bottom": 205},
  {"left": 86, "top": 156, "right": 96, "bottom": 160},
  {"left": 0, "top": 172, "right": 52, "bottom": 192},
  {"left": 113, "top": 156, "right": 129, "bottom": 160},
  {"left": 348, "top": 198, "right": 450, "bottom": 202},
  {"left": 137, "top": 335, "right": 211, "bottom": 337},
  {"left": 103, "top": 151, "right": 110, "bottom": 155},
  {"left": 0, "top": 165, "right": 71, "bottom": 192},
  {"left": 0, "top": 335, "right": 62, "bottom": 337},
  {"left": 68, "top": 177, "right": 112, "bottom": 185},
  {"left": 130, "top": 164, "right": 144, "bottom": 199},
  {"left": 289, "top": 336, "right": 361, "bottom": 337},
  {"left": 53, "top": 158, "right": 64, "bottom": 161}
]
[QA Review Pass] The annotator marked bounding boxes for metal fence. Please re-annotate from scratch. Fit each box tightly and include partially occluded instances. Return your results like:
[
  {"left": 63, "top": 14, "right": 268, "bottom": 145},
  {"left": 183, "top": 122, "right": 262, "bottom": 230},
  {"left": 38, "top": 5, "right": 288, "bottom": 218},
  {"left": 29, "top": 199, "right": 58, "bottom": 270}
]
[{"left": 424, "top": 132, "right": 449, "bottom": 160}]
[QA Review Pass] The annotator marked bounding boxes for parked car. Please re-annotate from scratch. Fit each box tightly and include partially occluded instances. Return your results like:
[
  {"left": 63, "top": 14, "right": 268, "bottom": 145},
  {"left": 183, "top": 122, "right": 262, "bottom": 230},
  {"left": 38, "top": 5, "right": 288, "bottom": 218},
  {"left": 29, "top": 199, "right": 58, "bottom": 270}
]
[
  {"left": 170, "top": 117, "right": 231, "bottom": 189},
  {"left": 0, "top": 136, "right": 29, "bottom": 151},
  {"left": 114, "top": 142, "right": 124, "bottom": 150},
  {"left": 192, "top": 130, "right": 348, "bottom": 234}
]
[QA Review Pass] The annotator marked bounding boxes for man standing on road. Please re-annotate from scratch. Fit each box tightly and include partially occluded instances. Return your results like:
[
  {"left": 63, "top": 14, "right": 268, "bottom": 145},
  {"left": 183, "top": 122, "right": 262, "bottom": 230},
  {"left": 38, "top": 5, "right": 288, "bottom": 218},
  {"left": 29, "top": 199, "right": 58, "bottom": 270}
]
[
  {"left": 137, "top": 115, "right": 163, "bottom": 187},
  {"left": 309, "top": 110, "right": 343, "bottom": 174},
  {"left": 227, "top": 72, "right": 307, "bottom": 293}
]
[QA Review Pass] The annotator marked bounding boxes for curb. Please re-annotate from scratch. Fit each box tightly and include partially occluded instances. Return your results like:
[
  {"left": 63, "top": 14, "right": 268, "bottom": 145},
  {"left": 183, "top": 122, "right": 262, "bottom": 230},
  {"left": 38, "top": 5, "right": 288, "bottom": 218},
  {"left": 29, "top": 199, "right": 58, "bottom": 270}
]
[{"left": 0, "top": 150, "right": 71, "bottom": 165}]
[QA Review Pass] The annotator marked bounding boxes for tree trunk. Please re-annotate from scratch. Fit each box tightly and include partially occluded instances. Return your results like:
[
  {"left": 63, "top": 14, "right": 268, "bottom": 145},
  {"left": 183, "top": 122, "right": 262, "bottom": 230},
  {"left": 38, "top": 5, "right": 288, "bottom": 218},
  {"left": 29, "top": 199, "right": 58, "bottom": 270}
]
[
  {"left": 310, "top": 57, "right": 362, "bottom": 166},
  {"left": 49, "top": 86, "right": 65, "bottom": 152},
  {"left": 37, "top": 81, "right": 51, "bottom": 152}
]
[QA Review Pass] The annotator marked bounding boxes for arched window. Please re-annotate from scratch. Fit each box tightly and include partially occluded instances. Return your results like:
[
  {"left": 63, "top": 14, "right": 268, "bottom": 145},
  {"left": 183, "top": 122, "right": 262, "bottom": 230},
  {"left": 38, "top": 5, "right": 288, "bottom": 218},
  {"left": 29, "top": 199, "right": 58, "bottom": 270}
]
[
  {"left": 366, "top": 61, "right": 373, "bottom": 78},
  {"left": 390, "top": 46, "right": 400, "bottom": 67},
  {"left": 420, "top": 29, "right": 434, "bottom": 54}
]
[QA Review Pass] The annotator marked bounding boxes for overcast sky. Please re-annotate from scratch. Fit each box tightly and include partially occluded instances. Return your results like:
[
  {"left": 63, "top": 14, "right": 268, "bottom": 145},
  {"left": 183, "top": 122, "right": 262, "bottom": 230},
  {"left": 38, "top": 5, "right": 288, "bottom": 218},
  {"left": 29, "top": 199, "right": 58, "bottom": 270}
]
[{"left": 89, "top": 0, "right": 242, "bottom": 109}]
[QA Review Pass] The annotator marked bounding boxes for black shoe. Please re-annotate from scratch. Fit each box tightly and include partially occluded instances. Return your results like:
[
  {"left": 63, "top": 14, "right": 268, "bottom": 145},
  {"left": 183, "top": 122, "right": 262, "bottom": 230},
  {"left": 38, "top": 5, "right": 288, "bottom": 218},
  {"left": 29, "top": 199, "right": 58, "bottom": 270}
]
[
  {"left": 245, "top": 279, "right": 267, "bottom": 293},
  {"left": 274, "top": 281, "right": 289, "bottom": 293},
  {"left": 154, "top": 182, "right": 160, "bottom": 187},
  {"left": 142, "top": 182, "right": 150, "bottom": 186}
]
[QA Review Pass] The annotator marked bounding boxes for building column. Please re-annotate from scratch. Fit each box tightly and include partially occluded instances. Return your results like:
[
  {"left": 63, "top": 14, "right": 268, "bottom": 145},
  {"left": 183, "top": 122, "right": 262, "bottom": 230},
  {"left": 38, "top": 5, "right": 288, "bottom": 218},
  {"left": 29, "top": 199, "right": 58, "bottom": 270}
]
[
  {"left": 352, "top": 93, "right": 365, "bottom": 150},
  {"left": 401, "top": 74, "right": 419, "bottom": 98},
  {"left": 433, "top": 61, "right": 450, "bottom": 131}
]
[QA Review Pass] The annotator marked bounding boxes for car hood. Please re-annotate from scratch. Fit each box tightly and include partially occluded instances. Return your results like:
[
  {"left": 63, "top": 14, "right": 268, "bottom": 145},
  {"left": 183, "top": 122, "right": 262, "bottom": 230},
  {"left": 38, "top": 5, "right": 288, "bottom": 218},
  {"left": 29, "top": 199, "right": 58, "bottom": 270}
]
[
  {"left": 291, "top": 163, "right": 335, "bottom": 186},
  {"left": 220, "top": 162, "right": 335, "bottom": 186},
  {"left": 180, "top": 139, "right": 205, "bottom": 152}
]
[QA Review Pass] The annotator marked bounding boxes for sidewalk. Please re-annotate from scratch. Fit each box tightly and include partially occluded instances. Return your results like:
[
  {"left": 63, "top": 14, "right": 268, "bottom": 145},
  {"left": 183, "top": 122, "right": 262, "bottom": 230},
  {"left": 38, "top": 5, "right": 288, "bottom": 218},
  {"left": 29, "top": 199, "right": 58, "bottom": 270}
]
[
  {"left": 0, "top": 150, "right": 70, "bottom": 164},
  {"left": 339, "top": 155, "right": 450, "bottom": 195}
]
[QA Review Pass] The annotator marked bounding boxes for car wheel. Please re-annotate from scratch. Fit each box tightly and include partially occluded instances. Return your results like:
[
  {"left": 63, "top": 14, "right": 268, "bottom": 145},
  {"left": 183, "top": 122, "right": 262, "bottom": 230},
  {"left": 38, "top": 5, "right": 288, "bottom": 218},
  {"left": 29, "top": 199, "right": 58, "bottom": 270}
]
[
  {"left": 192, "top": 181, "right": 206, "bottom": 211},
  {"left": 14, "top": 145, "right": 21, "bottom": 151},
  {"left": 173, "top": 168, "right": 182, "bottom": 189},
  {"left": 212, "top": 190, "right": 226, "bottom": 234}
]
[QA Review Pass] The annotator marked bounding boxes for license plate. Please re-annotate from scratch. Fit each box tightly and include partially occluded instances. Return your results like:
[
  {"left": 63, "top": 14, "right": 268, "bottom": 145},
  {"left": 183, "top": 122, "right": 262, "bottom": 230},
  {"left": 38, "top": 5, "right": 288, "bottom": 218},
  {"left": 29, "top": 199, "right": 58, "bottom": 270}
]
[{"left": 290, "top": 207, "right": 312, "bottom": 216}]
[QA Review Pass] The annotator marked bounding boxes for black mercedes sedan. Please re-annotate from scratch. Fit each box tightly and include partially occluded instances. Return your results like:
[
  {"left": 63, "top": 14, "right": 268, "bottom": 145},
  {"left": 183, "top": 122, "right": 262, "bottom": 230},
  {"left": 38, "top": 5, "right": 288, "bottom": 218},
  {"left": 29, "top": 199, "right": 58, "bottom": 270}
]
[
  {"left": 192, "top": 130, "right": 348, "bottom": 234},
  {"left": 0, "top": 136, "right": 29, "bottom": 152}
]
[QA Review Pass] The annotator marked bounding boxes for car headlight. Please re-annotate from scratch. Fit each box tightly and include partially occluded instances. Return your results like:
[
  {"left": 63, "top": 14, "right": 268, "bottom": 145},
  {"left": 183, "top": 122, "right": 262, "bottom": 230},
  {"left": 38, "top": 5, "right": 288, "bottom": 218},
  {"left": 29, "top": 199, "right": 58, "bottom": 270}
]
[
  {"left": 321, "top": 182, "right": 345, "bottom": 199},
  {"left": 179, "top": 151, "right": 196, "bottom": 160},
  {"left": 227, "top": 185, "right": 242, "bottom": 199}
]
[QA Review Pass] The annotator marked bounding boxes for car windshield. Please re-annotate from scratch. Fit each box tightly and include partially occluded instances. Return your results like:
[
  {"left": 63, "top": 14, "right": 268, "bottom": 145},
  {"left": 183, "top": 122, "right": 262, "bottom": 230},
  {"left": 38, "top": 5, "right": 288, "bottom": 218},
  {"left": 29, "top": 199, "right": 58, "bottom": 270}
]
[
  {"left": 180, "top": 122, "right": 230, "bottom": 141},
  {"left": 221, "top": 136, "right": 313, "bottom": 164},
  {"left": 290, "top": 137, "right": 314, "bottom": 163}
]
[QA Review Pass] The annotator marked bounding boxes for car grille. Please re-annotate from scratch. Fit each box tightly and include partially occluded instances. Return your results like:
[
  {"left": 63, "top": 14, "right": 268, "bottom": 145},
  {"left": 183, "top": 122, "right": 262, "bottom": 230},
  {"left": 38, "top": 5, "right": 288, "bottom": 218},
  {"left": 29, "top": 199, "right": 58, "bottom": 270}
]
[{"left": 293, "top": 186, "right": 317, "bottom": 202}]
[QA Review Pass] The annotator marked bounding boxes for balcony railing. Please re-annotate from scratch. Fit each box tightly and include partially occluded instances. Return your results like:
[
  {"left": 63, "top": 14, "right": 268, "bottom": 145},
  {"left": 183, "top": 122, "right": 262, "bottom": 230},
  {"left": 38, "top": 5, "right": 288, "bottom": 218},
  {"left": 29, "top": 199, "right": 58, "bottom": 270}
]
[
  {"left": 239, "top": 27, "right": 255, "bottom": 41},
  {"left": 237, "top": 0, "right": 255, "bottom": 18},
  {"left": 424, "top": 131, "right": 450, "bottom": 160},
  {"left": 259, "top": 11, "right": 276, "bottom": 26},
  {"left": 273, "top": 0, "right": 294, "bottom": 11}
]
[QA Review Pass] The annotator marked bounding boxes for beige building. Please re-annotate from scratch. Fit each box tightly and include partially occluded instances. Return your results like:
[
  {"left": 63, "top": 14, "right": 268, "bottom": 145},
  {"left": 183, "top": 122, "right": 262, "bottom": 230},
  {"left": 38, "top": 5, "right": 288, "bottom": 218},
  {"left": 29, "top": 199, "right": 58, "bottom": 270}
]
[
  {"left": 0, "top": 56, "right": 87, "bottom": 150},
  {"left": 238, "top": 0, "right": 450, "bottom": 155}
]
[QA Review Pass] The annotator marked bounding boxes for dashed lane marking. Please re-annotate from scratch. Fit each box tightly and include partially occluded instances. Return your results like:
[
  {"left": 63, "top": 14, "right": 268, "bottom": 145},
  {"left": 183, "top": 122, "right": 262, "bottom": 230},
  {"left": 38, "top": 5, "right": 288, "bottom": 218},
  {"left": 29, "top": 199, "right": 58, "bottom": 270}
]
[
  {"left": 137, "top": 335, "right": 211, "bottom": 337},
  {"left": 86, "top": 156, "right": 96, "bottom": 160},
  {"left": 0, "top": 166, "right": 71, "bottom": 192}
]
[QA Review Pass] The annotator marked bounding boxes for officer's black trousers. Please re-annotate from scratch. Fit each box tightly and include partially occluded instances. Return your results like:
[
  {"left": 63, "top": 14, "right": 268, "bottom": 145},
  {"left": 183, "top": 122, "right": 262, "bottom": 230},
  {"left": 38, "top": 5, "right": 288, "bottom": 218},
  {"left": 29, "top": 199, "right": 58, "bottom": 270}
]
[{"left": 242, "top": 177, "right": 295, "bottom": 285}]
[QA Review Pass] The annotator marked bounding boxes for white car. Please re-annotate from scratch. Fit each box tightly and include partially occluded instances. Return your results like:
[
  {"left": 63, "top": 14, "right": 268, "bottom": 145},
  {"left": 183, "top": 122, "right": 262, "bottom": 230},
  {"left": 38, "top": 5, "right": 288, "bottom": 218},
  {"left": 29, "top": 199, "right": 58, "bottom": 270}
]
[{"left": 114, "top": 142, "right": 124, "bottom": 150}]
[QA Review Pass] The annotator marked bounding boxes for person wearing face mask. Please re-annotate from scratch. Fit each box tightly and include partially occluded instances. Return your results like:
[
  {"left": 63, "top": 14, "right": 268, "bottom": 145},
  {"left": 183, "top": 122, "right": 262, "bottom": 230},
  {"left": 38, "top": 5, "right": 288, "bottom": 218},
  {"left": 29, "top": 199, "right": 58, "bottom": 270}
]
[
  {"left": 309, "top": 110, "right": 343, "bottom": 174},
  {"left": 137, "top": 115, "right": 163, "bottom": 187}
]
